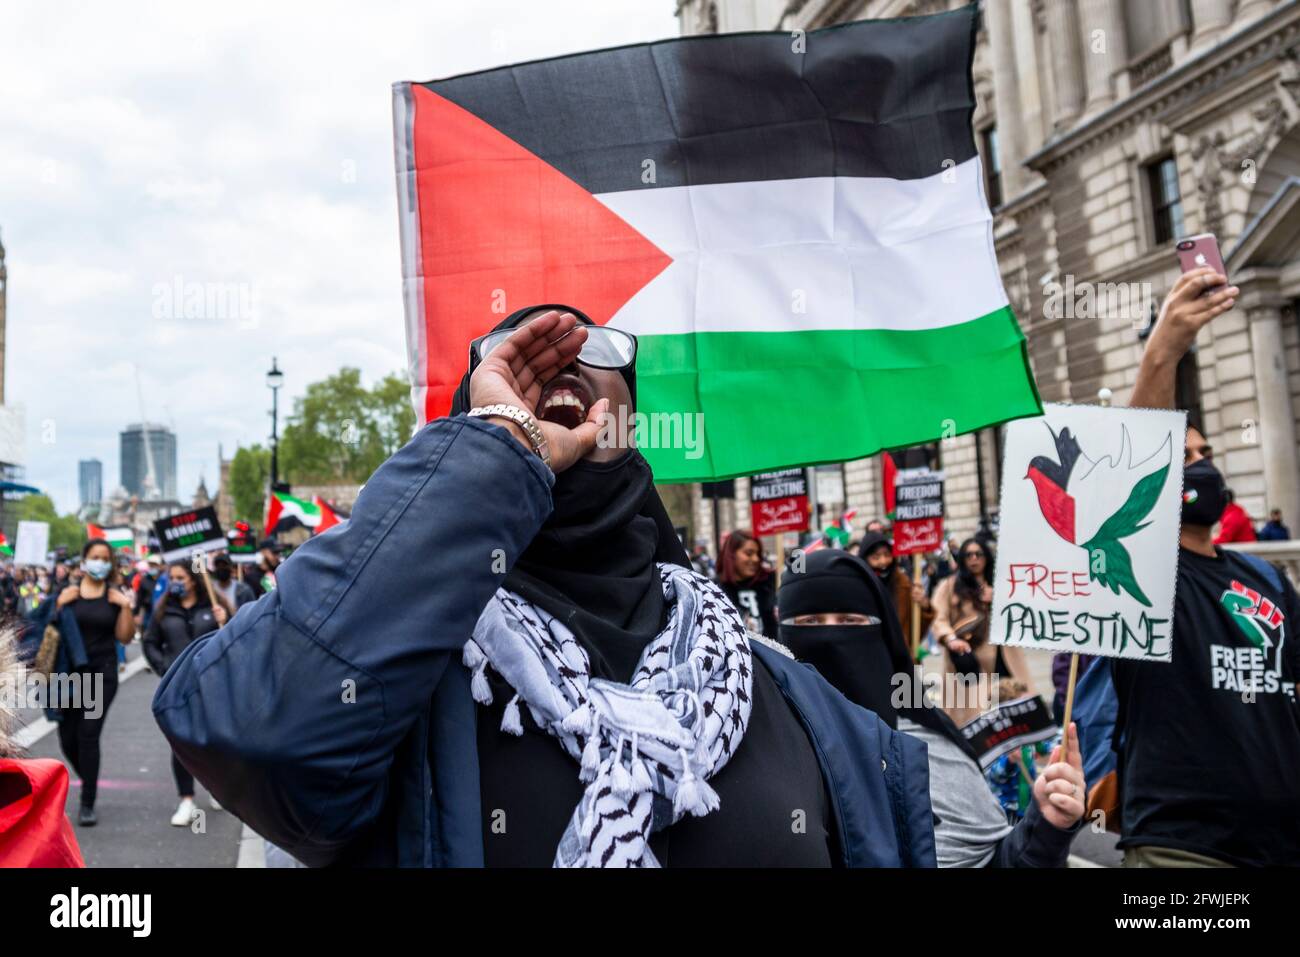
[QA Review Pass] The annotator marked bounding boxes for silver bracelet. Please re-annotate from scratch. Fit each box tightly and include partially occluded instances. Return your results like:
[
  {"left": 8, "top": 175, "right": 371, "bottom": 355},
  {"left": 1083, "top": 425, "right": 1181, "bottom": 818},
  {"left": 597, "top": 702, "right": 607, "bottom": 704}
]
[{"left": 467, "top": 404, "right": 550, "bottom": 468}]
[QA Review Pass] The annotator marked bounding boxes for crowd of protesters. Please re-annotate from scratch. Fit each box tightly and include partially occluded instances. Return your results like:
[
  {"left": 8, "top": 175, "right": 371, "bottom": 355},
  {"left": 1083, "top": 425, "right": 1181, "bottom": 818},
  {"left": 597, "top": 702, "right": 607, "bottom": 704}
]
[
  {"left": 3, "top": 272, "right": 1298, "bottom": 868},
  {"left": 0, "top": 537, "right": 283, "bottom": 849}
]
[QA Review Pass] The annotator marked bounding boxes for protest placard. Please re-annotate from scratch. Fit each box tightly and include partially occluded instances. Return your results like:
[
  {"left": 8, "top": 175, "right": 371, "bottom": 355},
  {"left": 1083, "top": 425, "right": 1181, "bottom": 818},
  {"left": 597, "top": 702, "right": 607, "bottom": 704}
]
[
  {"left": 750, "top": 469, "right": 810, "bottom": 537},
  {"left": 893, "top": 467, "right": 944, "bottom": 555},
  {"left": 153, "top": 506, "right": 226, "bottom": 564},
  {"left": 959, "top": 694, "right": 1058, "bottom": 769},
  {"left": 13, "top": 521, "right": 50, "bottom": 566},
  {"left": 991, "top": 403, "right": 1185, "bottom": 662}
]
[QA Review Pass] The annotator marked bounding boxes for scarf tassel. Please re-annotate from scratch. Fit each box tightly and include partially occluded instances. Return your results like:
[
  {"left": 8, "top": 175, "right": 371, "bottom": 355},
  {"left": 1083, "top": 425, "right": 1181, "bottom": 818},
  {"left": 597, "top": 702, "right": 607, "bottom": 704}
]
[
  {"left": 610, "top": 737, "right": 633, "bottom": 798},
  {"left": 580, "top": 725, "right": 603, "bottom": 782},
  {"left": 500, "top": 694, "right": 524, "bottom": 736},
  {"left": 561, "top": 703, "right": 593, "bottom": 735},
  {"left": 673, "top": 749, "right": 720, "bottom": 818},
  {"left": 469, "top": 661, "right": 493, "bottom": 706}
]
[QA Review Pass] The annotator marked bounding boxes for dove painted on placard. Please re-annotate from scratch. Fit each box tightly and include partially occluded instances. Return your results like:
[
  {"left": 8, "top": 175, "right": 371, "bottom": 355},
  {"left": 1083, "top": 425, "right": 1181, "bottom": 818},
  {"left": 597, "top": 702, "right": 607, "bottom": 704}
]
[{"left": 1024, "top": 424, "right": 1171, "bottom": 607}]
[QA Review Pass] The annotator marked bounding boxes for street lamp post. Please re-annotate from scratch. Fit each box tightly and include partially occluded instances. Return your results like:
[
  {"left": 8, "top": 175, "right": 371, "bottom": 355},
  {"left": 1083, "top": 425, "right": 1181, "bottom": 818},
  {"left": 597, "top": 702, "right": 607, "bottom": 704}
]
[{"left": 267, "top": 358, "right": 284, "bottom": 492}]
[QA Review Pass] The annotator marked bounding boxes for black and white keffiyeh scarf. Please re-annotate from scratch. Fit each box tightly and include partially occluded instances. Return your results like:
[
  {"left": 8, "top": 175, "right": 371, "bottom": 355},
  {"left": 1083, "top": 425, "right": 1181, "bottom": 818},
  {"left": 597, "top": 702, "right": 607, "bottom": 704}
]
[{"left": 464, "top": 563, "right": 753, "bottom": 868}]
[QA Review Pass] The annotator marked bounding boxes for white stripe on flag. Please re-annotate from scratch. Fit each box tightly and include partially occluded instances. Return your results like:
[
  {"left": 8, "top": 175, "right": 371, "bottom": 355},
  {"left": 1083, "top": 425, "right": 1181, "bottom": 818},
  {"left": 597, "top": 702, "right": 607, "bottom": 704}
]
[{"left": 596, "top": 157, "right": 1007, "bottom": 336}]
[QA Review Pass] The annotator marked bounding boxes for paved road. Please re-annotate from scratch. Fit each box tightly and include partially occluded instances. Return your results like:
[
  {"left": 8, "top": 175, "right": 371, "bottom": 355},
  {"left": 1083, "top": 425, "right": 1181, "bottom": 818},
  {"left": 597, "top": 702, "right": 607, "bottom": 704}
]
[{"left": 18, "top": 645, "right": 242, "bottom": 867}]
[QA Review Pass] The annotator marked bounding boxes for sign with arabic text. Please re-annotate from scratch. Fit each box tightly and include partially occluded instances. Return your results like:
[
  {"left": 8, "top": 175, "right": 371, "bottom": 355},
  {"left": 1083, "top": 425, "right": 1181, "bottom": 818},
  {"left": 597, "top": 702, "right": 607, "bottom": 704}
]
[{"left": 750, "top": 469, "right": 810, "bottom": 537}]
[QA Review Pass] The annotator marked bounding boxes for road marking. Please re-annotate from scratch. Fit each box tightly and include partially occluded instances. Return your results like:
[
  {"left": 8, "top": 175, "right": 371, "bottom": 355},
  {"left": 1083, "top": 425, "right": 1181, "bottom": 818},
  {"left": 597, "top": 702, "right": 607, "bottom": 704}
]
[
  {"left": 13, "top": 654, "right": 150, "bottom": 750},
  {"left": 237, "top": 825, "right": 267, "bottom": 868}
]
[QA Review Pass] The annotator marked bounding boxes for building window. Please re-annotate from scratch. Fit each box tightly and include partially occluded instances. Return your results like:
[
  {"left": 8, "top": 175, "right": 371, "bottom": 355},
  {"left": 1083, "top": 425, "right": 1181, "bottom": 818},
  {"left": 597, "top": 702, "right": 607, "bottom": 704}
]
[
  {"left": 981, "top": 126, "right": 1003, "bottom": 208},
  {"left": 1175, "top": 350, "right": 1204, "bottom": 428},
  {"left": 1147, "top": 156, "right": 1185, "bottom": 245}
]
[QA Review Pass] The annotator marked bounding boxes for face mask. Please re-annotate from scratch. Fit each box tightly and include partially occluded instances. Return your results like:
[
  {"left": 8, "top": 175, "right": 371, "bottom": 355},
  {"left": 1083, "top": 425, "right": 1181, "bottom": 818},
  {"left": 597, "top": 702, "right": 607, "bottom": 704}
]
[
  {"left": 1181, "top": 458, "right": 1228, "bottom": 527},
  {"left": 83, "top": 559, "right": 112, "bottom": 581},
  {"left": 778, "top": 622, "right": 899, "bottom": 728},
  {"left": 168, "top": 580, "right": 188, "bottom": 598}
]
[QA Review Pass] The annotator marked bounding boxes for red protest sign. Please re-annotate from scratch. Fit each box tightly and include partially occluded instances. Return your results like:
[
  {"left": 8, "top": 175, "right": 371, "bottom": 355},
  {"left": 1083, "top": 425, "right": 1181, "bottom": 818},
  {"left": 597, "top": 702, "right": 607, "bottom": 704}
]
[
  {"left": 893, "top": 468, "right": 943, "bottom": 555},
  {"left": 750, "top": 469, "right": 810, "bottom": 537}
]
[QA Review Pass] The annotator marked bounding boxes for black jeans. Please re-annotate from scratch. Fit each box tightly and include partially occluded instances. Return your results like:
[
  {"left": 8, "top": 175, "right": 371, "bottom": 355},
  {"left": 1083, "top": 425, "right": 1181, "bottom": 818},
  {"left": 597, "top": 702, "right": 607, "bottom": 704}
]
[
  {"left": 56, "top": 663, "right": 119, "bottom": 809},
  {"left": 172, "top": 752, "right": 194, "bottom": 798}
]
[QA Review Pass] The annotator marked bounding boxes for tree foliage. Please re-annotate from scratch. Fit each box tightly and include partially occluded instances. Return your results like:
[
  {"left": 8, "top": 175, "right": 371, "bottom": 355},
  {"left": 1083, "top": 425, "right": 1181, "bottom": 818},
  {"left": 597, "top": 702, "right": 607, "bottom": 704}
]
[
  {"left": 228, "top": 445, "right": 271, "bottom": 526},
  {"left": 6, "top": 494, "right": 86, "bottom": 552},
  {"left": 227, "top": 369, "right": 416, "bottom": 501},
  {"left": 277, "top": 369, "right": 415, "bottom": 485}
]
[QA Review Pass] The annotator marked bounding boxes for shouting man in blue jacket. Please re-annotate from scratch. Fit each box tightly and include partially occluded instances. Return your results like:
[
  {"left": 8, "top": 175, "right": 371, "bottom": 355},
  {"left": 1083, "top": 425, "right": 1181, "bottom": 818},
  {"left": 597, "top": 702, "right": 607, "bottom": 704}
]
[{"left": 154, "top": 307, "right": 936, "bottom": 867}]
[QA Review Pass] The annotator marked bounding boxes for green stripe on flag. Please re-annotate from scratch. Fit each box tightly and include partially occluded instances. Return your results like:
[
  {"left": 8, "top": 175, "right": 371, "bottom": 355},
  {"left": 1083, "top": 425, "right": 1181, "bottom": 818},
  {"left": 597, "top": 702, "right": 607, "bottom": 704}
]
[{"left": 635, "top": 306, "right": 1042, "bottom": 482}]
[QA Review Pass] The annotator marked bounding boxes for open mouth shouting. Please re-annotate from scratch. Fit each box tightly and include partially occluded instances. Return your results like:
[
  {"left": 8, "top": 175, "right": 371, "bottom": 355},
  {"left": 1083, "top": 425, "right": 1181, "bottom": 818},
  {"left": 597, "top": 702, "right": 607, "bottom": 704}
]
[{"left": 537, "top": 374, "right": 596, "bottom": 430}]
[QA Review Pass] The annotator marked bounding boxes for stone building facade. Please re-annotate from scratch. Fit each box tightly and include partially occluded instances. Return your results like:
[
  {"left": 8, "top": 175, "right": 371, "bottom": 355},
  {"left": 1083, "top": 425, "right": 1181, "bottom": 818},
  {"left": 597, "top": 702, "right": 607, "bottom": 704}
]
[{"left": 678, "top": 0, "right": 1300, "bottom": 553}]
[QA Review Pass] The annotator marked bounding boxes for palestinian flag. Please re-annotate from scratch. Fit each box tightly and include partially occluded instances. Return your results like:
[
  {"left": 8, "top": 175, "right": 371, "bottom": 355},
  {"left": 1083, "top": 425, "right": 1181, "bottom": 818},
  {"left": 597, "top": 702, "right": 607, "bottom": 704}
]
[
  {"left": 0, "top": 531, "right": 11, "bottom": 558},
  {"left": 393, "top": 4, "right": 1040, "bottom": 482},
  {"left": 86, "top": 523, "right": 134, "bottom": 552},
  {"left": 264, "top": 491, "right": 344, "bottom": 536},
  {"left": 313, "top": 496, "right": 343, "bottom": 534}
]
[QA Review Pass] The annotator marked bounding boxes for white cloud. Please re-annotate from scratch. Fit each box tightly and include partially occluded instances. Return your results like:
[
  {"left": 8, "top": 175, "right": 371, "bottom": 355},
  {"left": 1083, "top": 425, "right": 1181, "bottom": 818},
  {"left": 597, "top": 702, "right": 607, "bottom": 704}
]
[{"left": 0, "top": 0, "right": 679, "bottom": 512}]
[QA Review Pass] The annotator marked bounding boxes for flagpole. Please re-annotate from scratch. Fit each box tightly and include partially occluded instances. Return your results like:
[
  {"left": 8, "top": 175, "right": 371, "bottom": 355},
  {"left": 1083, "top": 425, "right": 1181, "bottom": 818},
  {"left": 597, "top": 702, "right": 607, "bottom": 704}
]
[
  {"left": 193, "top": 551, "right": 220, "bottom": 611},
  {"left": 911, "top": 553, "right": 922, "bottom": 661},
  {"left": 1060, "top": 386, "right": 1114, "bottom": 733}
]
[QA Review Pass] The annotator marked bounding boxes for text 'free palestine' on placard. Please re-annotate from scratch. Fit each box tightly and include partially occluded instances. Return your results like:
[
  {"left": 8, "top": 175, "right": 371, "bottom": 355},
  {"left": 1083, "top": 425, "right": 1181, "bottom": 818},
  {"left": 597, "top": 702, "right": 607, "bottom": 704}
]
[{"left": 991, "top": 403, "right": 1186, "bottom": 663}]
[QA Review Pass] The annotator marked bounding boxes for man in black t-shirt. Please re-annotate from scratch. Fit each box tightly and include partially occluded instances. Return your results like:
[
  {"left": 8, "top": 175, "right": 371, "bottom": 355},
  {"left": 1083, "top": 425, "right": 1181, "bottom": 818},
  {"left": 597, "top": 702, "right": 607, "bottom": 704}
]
[{"left": 1118, "top": 266, "right": 1300, "bottom": 867}]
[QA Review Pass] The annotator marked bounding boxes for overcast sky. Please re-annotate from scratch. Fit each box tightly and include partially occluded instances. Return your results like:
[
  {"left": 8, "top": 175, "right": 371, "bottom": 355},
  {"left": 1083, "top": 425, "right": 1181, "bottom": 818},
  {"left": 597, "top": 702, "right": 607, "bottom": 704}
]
[{"left": 0, "top": 1, "right": 679, "bottom": 513}]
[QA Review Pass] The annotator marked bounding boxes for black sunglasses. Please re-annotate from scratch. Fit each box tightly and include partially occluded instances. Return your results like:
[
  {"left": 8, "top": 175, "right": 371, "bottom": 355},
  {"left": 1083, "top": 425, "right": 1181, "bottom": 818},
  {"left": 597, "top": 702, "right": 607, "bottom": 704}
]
[{"left": 470, "top": 321, "right": 637, "bottom": 371}]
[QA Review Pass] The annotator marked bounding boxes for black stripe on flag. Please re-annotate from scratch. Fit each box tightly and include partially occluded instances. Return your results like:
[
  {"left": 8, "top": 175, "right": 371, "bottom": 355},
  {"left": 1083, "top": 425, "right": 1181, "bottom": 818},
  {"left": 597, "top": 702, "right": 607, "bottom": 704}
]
[{"left": 416, "top": 5, "right": 979, "bottom": 196}]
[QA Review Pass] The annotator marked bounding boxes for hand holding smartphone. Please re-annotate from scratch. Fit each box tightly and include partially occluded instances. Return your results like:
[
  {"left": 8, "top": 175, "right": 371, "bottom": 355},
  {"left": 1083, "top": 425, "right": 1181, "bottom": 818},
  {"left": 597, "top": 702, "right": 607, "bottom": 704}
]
[{"left": 1175, "top": 234, "right": 1227, "bottom": 294}]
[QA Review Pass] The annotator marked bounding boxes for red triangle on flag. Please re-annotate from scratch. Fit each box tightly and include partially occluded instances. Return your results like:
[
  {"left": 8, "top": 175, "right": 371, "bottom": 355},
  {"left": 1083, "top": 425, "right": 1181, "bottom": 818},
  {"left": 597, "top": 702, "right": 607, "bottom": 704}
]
[
  {"left": 408, "top": 85, "right": 673, "bottom": 422},
  {"left": 313, "top": 496, "right": 341, "bottom": 534}
]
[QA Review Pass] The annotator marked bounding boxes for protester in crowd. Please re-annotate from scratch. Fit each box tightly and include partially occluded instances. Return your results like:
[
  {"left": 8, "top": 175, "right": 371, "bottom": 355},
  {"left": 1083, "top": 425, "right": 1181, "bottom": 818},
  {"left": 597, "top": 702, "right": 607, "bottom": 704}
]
[
  {"left": 715, "top": 529, "right": 778, "bottom": 638},
  {"left": 244, "top": 541, "right": 281, "bottom": 597},
  {"left": 210, "top": 554, "right": 256, "bottom": 609},
  {"left": 0, "top": 628, "right": 84, "bottom": 866},
  {"left": 134, "top": 554, "right": 163, "bottom": 632},
  {"left": 864, "top": 518, "right": 887, "bottom": 534},
  {"left": 857, "top": 530, "right": 932, "bottom": 646},
  {"left": 53, "top": 539, "right": 134, "bottom": 827},
  {"left": 0, "top": 569, "right": 20, "bottom": 617},
  {"left": 1115, "top": 266, "right": 1299, "bottom": 867},
  {"left": 688, "top": 540, "right": 715, "bottom": 579},
  {"left": 1258, "top": 508, "right": 1290, "bottom": 541},
  {"left": 155, "top": 308, "right": 936, "bottom": 868},
  {"left": 930, "top": 537, "right": 1032, "bottom": 725},
  {"left": 777, "top": 550, "right": 1084, "bottom": 867},
  {"left": 143, "top": 561, "right": 230, "bottom": 827},
  {"left": 927, "top": 536, "right": 962, "bottom": 597},
  {"left": 1212, "top": 488, "right": 1257, "bottom": 544}
]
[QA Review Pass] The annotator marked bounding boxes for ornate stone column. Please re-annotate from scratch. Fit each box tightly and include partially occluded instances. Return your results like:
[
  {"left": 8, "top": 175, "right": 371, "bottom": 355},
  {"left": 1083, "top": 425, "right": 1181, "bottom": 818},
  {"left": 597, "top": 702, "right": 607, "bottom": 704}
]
[
  {"left": 986, "top": 0, "right": 1028, "bottom": 199},
  {"left": 1079, "top": 0, "right": 1127, "bottom": 113},
  {"left": 1046, "top": 0, "right": 1086, "bottom": 131},
  {"left": 1188, "top": 0, "right": 1234, "bottom": 52},
  {"left": 1248, "top": 301, "right": 1300, "bottom": 525}
]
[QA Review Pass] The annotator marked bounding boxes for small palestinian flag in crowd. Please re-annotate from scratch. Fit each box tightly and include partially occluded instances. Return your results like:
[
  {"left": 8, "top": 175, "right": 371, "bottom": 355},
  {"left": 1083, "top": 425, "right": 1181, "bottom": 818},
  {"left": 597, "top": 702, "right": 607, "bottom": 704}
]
[
  {"left": 0, "top": 531, "right": 12, "bottom": 558},
  {"left": 393, "top": 3, "right": 1040, "bottom": 482},
  {"left": 86, "top": 523, "right": 134, "bottom": 552},
  {"left": 264, "top": 491, "right": 344, "bottom": 537}
]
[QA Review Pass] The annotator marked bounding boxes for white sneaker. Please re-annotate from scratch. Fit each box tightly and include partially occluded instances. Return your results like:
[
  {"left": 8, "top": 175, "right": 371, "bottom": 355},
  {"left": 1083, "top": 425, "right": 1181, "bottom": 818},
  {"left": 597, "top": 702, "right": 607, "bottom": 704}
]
[{"left": 170, "top": 797, "right": 196, "bottom": 827}]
